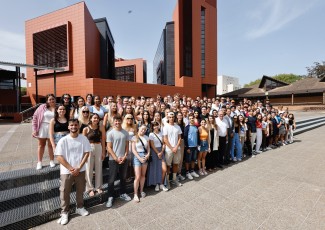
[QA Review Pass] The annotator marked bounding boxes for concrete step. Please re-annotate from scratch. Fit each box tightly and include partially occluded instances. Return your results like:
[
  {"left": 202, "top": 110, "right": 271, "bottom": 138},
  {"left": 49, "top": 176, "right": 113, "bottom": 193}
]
[{"left": 295, "top": 121, "right": 325, "bottom": 135}]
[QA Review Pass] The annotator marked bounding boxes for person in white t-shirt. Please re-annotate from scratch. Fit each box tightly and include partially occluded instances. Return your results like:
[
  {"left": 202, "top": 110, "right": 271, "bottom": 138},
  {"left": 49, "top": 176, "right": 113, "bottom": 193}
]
[
  {"left": 163, "top": 112, "right": 183, "bottom": 188},
  {"left": 55, "top": 119, "right": 91, "bottom": 225}
]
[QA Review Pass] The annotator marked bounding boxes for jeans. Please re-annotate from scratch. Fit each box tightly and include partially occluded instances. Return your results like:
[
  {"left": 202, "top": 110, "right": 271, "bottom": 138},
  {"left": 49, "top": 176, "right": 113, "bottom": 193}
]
[
  {"left": 107, "top": 160, "right": 128, "bottom": 198},
  {"left": 231, "top": 133, "right": 242, "bottom": 160},
  {"left": 185, "top": 147, "right": 198, "bottom": 163}
]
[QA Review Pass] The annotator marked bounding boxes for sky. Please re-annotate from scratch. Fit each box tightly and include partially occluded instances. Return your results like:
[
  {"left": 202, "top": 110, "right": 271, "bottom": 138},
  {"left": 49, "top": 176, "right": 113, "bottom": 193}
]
[{"left": 0, "top": 0, "right": 325, "bottom": 87}]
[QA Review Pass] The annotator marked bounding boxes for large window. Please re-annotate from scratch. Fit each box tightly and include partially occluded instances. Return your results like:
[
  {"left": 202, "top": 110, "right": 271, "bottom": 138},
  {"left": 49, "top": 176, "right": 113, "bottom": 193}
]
[
  {"left": 115, "top": 65, "right": 135, "bottom": 82},
  {"left": 201, "top": 7, "right": 206, "bottom": 77},
  {"left": 33, "top": 24, "right": 68, "bottom": 68}
]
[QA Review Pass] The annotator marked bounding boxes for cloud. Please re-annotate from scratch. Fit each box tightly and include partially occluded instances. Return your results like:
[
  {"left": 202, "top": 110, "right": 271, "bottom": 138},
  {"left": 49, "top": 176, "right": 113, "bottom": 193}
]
[
  {"left": 246, "top": 0, "right": 319, "bottom": 39},
  {"left": 0, "top": 30, "right": 25, "bottom": 64}
]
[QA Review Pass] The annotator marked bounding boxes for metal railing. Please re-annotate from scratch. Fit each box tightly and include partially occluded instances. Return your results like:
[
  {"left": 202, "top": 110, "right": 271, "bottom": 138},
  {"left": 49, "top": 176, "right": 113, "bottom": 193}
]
[{"left": 19, "top": 103, "right": 41, "bottom": 122}]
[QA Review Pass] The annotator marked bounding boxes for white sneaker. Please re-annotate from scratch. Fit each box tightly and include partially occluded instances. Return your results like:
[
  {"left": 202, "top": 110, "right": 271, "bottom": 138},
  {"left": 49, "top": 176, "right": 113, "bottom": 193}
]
[
  {"left": 251, "top": 155, "right": 256, "bottom": 158},
  {"left": 160, "top": 184, "right": 169, "bottom": 191},
  {"left": 59, "top": 213, "right": 69, "bottom": 225},
  {"left": 155, "top": 184, "right": 160, "bottom": 192},
  {"left": 203, "top": 170, "right": 208, "bottom": 175},
  {"left": 171, "top": 179, "right": 182, "bottom": 187},
  {"left": 133, "top": 194, "right": 140, "bottom": 203},
  {"left": 50, "top": 160, "right": 55, "bottom": 168},
  {"left": 199, "top": 170, "right": 204, "bottom": 176},
  {"left": 36, "top": 162, "right": 42, "bottom": 170},
  {"left": 190, "top": 171, "right": 199, "bottom": 178},
  {"left": 266, "top": 147, "right": 272, "bottom": 150},
  {"left": 186, "top": 172, "right": 193, "bottom": 180},
  {"left": 233, "top": 157, "right": 237, "bottom": 162},
  {"left": 76, "top": 207, "right": 89, "bottom": 216},
  {"left": 256, "top": 150, "right": 262, "bottom": 154},
  {"left": 178, "top": 174, "right": 186, "bottom": 181},
  {"left": 106, "top": 197, "right": 113, "bottom": 208},
  {"left": 119, "top": 193, "right": 131, "bottom": 201},
  {"left": 141, "top": 191, "right": 146, "bottom": 198}
]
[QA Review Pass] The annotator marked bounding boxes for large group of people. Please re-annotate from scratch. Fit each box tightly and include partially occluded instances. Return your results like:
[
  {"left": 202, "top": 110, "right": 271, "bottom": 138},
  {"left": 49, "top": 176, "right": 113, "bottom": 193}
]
[{"left": 32, "top": 93, "right": 297, "bottom": 225}]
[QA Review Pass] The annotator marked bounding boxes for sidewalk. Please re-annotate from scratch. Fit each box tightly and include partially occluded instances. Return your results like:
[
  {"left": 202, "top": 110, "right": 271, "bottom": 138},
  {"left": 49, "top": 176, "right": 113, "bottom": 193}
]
[{"left": 32, "top": 124, "right": 325, "bottom": 230}]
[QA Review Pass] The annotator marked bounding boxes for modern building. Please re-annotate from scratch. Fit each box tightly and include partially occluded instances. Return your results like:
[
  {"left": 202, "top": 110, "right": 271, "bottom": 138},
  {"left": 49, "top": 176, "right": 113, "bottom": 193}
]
[
  {"left": 153, "top": 22, "right": 175, "bottom": 85},
  {"left": 25, "top": 0, "right": 217, "bottom": 104},
  {"left": 217, "top": 75, "right": 241, "bottom": 95}
]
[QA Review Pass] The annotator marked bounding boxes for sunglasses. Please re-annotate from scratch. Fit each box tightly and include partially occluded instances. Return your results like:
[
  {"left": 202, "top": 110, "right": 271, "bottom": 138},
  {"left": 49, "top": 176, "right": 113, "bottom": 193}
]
[
  {"left": 127, "top": 117, "right": 133, "bottom": 120},
  {"left": 83, "top": 111, "right": 89, "bottom": 113}
]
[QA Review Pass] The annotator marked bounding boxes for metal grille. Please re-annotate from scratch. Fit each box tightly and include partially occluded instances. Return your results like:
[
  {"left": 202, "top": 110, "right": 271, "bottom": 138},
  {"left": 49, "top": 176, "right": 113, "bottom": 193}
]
[{"left": 33, "top": 25, "right": 68, "bottom": 68}]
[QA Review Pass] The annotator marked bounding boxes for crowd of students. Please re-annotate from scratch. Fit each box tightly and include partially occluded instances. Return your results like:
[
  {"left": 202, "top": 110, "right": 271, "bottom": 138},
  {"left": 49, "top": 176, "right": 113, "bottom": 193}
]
[{"left": 32, "top": 93, "right": 296, "bottom": 225}]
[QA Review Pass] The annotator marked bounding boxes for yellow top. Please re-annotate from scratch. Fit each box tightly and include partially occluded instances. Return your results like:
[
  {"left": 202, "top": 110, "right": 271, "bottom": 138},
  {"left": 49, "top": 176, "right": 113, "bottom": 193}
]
[{"left": 200, "top": 128, "right": 208, "bottom": 141}]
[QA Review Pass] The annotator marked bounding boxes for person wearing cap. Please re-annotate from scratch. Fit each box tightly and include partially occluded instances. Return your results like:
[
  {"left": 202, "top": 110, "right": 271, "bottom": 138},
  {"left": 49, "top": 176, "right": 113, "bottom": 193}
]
[{"left": 163, "top": 112, "right": 183, "bottom": 188}]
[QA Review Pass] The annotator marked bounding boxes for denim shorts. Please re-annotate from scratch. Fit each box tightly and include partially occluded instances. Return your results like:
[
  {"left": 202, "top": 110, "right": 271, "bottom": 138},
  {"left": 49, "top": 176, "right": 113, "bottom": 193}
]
[
  {"left": 199, "top": 140, "right": 209, "bottom": 152},
  {"left": 133, "top": 152, "right": 148, "bottom": 166},
  {"left": 54, "top": 133, "right": 68, "bottom": 144},
  {"left": 185, "top": 147, "right": 198, "bottom": 163}
]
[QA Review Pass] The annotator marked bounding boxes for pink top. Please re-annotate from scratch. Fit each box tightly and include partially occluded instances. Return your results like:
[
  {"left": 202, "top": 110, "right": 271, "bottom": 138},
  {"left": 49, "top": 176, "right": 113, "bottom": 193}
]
[{"left": 32, "top": 104, "right": 47, "bottom": 132}]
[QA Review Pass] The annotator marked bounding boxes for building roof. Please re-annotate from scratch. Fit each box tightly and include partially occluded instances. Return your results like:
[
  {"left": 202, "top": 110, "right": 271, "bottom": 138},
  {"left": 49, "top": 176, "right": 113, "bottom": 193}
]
[
  {"left": 221, "top": 75, "right": 325, "bottom": 98},
  {"left": 268, "top": 77, "right": 325, "bottom": 95}
]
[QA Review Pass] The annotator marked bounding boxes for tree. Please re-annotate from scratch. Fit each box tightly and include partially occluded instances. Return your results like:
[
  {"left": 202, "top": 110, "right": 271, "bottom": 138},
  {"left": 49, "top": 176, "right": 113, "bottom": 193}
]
[
  {"left": 244, "top": 78, "right": 261, "bottom": 87},
  {"left": 273, "top": 74, "right": 303, "bottom": 84},
  {"left": 306, "top": 61, "right": 325, "bottom": 78}
]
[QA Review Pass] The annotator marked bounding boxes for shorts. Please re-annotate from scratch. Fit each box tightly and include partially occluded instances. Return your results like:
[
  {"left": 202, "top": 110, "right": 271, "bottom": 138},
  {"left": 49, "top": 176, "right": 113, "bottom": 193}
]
[
  {"left": 185, "top": 147, "right": 198, "bottom": 163},
  {"left": 165, "top": 148, "right": 181, "bottom": 166},
  {"left": 199, "top": 140, "right": 209, "bottom": 152},
  {"left": 53, "top": 133, "right": 68, "bottom": 144},
  {"left": 279, "top": 127, "right": 286, "bottom": 135},
  {"left": 133, "top": 152, "right": 148, "bottom": 167}
]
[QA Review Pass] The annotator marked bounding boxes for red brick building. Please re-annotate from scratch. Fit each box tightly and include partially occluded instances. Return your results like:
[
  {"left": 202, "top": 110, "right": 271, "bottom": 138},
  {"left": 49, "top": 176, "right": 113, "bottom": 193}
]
[{"left": 25, "top": 1, "right": 217, "bottom": 104}]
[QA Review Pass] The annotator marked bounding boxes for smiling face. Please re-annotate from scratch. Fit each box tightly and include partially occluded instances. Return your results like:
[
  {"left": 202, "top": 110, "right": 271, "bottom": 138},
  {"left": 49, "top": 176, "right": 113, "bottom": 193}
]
[
  {"left": 68, "top": 120, "right": 79, "bottom": 133},
  {"left": 57, "top": 105, "right": 66, "bottom": 116},
  {"left": 90, "top": 114, "right": 100, "bottom": 124},
  {"left": 138, "top": 125, "right": 147, "bottom": 136}
]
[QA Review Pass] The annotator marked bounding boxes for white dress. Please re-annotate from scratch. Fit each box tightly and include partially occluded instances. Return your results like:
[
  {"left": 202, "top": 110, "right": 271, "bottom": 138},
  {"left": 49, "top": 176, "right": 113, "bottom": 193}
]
[{"left": 38, "top": 109, "right": 54, "bottom": 138}]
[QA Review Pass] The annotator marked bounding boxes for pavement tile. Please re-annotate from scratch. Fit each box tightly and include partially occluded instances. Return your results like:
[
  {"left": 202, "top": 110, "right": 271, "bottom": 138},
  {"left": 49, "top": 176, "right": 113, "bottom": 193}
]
[
  {"left": 156, "top": 210, "right": 190, "bottom": 230},
  {"left": 67, "top": 216, "right": 98, "bottom": 229},
  {"left": 137, "top": 219, "right": 165, "bottom": 230},
  {"left": 191, "top": 213, "right": 226, "bottom": 230},
  {"left": 299, "top": 217, "right": 325, "bottom": 230},
  {"left": 240, "top": 205, "right": 273, "bottom": 226},
  {"left": 260, "top": 208, "right": 305, "bottom": 230}
]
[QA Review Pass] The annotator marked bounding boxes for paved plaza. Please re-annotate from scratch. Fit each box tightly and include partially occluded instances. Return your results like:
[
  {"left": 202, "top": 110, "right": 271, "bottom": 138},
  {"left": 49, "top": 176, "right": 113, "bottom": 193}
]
[{"left": 0, "top": 111, "right": 324, "bottom": 229}]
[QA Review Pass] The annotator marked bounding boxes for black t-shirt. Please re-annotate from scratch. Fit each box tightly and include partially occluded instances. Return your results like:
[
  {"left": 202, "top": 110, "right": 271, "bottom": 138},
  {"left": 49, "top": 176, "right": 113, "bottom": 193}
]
[{"left": 247, "top": 116, "right": 257, "bottom": 133}]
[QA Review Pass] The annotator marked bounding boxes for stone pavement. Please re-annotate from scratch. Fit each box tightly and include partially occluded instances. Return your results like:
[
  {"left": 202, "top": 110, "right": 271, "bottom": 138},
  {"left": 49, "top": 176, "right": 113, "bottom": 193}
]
[{"left": 30, "top": 124, "right": 325, "bottom": 230}]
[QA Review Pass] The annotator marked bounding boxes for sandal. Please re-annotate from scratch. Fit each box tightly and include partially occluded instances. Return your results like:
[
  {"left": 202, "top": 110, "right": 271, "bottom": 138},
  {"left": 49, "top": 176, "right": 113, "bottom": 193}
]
[{"left": 96, "top": 189, "right": 103, "bottom": 194}]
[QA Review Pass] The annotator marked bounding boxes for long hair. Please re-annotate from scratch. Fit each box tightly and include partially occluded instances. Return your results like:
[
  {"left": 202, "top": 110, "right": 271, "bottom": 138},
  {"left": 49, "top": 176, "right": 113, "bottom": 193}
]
[
  {"left": 88, "top": 113, "right": 100, "bottom": 126},
  {"left": 78, "top": 106, "right": 90, "bottom": 125},
  {"left": 45, "top": 94, "right": 56, "bottom": 108},
  {"left": 54, "top": 104, "right": 68, "bottom": 120},
  {"left": 135, "top": 124, "right": 147, "bottom": 143},
  {"left": 122, "top": 114, "right": 137, "bottom": 132}
]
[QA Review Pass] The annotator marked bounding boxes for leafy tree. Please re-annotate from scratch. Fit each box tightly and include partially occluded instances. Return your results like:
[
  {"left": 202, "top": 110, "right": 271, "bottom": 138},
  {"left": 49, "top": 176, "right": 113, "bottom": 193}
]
[
  {"left": 244, "top": 74, "right": 303, "bottom": 87},
  {"left": 273, "top": 74, "right": 303, "bottom": 84},
  {"left": 306, "top": 61, "right": 325, "bottom": 78},
  {"left": 244, "top": 79, "right": 261, "bottom": 87}
]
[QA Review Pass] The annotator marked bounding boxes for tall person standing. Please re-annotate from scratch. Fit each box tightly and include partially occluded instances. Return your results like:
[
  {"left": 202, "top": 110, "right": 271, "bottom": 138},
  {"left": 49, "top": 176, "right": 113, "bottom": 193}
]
[
  {"left": 105, "top": 115, "right": 132, "bottom": 208},
  {"left": 55, "top": 119, "right": 90, "bottom": 225}
]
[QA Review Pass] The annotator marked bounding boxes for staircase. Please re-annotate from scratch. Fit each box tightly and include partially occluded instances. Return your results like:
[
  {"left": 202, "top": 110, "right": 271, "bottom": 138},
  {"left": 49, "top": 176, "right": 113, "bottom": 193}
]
[
  {"left": 0, "top": 165, "right": 133, "bottom": 230},
  {"left": 294, "top": 116, "right": 325, "bottom": 135}
]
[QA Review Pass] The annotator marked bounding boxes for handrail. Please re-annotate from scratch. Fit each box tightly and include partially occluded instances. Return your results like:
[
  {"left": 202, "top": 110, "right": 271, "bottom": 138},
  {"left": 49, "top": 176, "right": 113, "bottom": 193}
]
[
  {"left": 19, "top": 103, "right": 42, "bottom": 122},
  {"left": 19, "top": 103, "right": 42, "bottom": 114}
]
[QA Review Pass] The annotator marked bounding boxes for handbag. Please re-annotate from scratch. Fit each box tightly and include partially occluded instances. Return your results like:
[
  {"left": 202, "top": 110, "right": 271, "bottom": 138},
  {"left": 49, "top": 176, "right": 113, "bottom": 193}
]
[{"left": 139, "top": 137, "right": 152, "bottom": 162}]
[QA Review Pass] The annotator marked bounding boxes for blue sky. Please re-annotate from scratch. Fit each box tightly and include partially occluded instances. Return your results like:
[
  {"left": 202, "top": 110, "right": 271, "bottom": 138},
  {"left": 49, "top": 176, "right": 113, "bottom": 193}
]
[{"left": 0, "top": 0, "right": 324, "bottom": 86}]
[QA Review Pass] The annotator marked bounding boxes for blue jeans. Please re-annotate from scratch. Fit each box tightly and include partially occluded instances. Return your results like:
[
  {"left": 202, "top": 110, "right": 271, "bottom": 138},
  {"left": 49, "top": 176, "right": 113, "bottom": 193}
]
[
  {"left": 185, "top": 147, "right": 198, "bottom": 163},
  {"left": 231, "top": 133, "right": 242, "bottom": 160}
]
